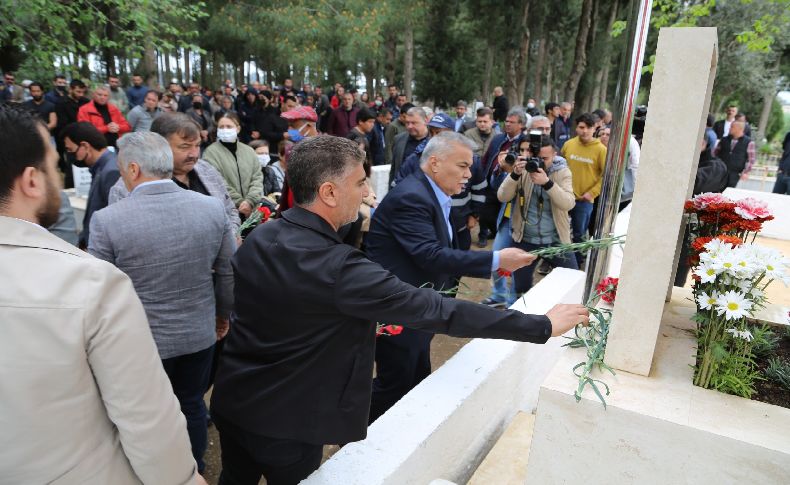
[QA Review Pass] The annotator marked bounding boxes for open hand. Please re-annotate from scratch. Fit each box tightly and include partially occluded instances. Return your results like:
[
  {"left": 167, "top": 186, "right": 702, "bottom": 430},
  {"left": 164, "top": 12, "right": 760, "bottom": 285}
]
[
  {"left": 498, "top": 247, "right": 537, "bottom": 272},
  {"left": 546, "top": 304, "right": 590, "bottom": 336}
]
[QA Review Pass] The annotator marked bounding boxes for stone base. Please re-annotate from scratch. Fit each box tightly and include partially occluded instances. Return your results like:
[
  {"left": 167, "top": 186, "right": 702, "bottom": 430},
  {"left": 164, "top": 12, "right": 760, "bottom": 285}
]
[{"left": 526, "top": 289, "right": 790, "bottom": 484}]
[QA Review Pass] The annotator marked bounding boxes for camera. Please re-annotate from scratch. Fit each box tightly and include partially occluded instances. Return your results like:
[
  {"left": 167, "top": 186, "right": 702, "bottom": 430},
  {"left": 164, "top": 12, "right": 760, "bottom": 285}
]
[
  {"left": 504, "top": 144, "right": 519, "bottom": 165},
  {"left": 524, "top": 131, "right": 545, "bottom": 173}
]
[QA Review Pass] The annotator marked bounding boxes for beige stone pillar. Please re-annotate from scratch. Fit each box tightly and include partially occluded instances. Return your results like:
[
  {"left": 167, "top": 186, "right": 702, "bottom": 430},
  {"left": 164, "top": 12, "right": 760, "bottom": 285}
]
[{"left": 603, "top": 27, "right": 718, "bottom": 376}]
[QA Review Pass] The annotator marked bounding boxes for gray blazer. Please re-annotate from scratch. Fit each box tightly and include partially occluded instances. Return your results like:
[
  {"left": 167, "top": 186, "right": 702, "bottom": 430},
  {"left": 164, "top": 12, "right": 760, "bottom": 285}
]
[
  {"left": 89, "top": 180, "right": 235, "bottom": 359},
  {"left": 109, "top": 159, "right": 241, "bottom": 234},
  {"left": 388, "top": 131, "right": 411, "bottom": 186}
]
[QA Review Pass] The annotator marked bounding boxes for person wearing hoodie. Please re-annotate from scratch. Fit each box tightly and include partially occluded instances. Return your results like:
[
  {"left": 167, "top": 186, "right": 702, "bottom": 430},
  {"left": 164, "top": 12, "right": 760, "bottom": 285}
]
[
  {"left": 560, "top": 112, "right": 606, "bottom": 265},
  {"left": 498, "top": 135, "right": 577, "bottom": 294},
  {"left": 202, "top": 112, "right": 263, "bottom": 221}
]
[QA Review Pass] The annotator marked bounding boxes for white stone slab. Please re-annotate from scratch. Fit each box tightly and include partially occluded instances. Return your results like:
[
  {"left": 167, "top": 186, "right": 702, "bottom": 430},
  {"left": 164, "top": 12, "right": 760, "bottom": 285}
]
[
  {"left": 604, "top": 27, "right": 719, "bottom": 376},
  {"left": 302, "top": 268, "right": 585, "bottom": 485},
  {"left": 723, "top": 188, "right": 790, "bottom": 241},
  {"left": 526, "top": 288, "right": 790, "bottom": 484},
  {"left": 371, "top": 164, "right": 390, "bottom": 201}
]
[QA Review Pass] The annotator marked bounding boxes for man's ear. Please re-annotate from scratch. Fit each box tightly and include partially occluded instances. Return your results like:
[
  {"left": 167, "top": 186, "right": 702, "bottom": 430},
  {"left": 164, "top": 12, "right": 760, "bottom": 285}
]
[
  {"left": 16, "top": 166, "right": 46, "bottom": 199},
  {"left": 317, "top": 181, "right": 339, "bottom": 208}
]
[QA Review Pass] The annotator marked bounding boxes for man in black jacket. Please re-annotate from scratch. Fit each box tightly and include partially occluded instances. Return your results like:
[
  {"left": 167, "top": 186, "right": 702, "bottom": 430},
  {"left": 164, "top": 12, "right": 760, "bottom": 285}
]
[
  {"left": 210, "top": 136, "right": 588, "bottom": 485},
  {"left": 713, "top": 121, "right": 755, "bottom": 188}
]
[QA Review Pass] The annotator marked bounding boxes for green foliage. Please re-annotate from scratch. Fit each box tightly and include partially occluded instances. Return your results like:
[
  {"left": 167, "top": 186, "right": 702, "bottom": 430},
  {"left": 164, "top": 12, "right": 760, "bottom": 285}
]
[
  {"left": 765, "top": 357, "right": 790, "bottom": 390},
  {"left": 751, "top": 325, "right": 780, "bottom": 358},
  {"left": 565, "top": 305, "right": 615, "bottom": 409}
]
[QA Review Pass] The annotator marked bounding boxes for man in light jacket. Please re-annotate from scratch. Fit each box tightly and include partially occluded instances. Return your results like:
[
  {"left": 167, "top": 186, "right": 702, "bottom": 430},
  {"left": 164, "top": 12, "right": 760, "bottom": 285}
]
[
  {"left": 498, "top": 134, "right": 577, "bottom": 294},
  {"left": 0, "top": 104, "right": 203, "bottom": 484}
]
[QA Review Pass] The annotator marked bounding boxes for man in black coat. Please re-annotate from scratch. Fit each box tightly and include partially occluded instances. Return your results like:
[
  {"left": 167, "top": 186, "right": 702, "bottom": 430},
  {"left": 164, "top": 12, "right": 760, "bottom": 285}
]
[
  {"left": 492, "top": 86, "right": 509, "bottom": 123},
  {"left": 713, "top": 120, "right": 755, "bottom": 188},
  {"left": 210, "top": 135, "right": 588, "bottom": 485}
]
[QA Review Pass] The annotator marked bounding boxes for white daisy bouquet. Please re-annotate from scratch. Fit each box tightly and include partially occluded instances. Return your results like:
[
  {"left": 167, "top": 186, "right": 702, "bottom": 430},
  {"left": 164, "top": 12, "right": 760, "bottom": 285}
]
[{"left": 691, "top": 238, "right": 789, "bottom": 395}]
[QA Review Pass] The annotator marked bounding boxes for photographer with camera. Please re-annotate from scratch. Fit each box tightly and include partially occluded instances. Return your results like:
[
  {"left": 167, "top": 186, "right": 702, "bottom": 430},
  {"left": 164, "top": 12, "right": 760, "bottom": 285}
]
[{"left": 497, "top": 133, "right": 577, "bottom": 295}]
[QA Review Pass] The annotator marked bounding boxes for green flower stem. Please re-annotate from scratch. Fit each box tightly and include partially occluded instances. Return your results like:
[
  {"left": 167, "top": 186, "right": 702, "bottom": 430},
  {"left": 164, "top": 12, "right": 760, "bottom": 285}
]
[{"left": 530, "top": 235, "right": 626, "bottom": 259}]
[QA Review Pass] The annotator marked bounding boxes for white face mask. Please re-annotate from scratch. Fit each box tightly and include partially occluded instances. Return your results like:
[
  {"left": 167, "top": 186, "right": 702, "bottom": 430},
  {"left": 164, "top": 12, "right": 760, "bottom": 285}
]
[
  {"left": 258, "top": 154, "right": 271, "bottom": 167},
  {"left": 217, "top": 127, "right": 238, "bottom": 143},
  {"left": 527, "top": 102, "right": 535, "bottom": 109}
]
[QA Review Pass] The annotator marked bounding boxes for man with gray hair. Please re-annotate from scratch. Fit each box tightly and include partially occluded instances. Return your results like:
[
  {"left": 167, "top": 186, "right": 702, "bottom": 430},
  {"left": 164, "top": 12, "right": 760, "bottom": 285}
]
[
  {"left": 88, "top": 131, "right": 235, "bottom": 475},
  {"left": 367, "top": 131, "right": 554, "bottom": 421},
  {"left": 388, "top": 105, "right": 430, "bottom": 185},
  {"left": 210, "top": 134, "right": 588, "bottom": 484}
]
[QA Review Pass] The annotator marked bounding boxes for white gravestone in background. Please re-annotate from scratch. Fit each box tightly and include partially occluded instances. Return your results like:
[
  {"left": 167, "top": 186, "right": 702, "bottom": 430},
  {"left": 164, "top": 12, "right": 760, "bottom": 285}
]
[
  {"left": 603, "top": 27, "right": 719, "bottom": 376},
  {"left": 71, "top": 166, "right": 92, "bottom": 198}
]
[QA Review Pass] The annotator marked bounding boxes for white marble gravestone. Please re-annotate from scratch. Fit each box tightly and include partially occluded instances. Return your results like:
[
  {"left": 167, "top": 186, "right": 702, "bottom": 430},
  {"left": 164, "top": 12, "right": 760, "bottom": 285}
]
[{"left": 603, "top": 27, "right": 719, "bottom": 376}]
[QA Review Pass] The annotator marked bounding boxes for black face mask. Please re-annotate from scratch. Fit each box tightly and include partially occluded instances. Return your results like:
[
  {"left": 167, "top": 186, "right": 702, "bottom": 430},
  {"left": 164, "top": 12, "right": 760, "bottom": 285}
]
[
  {"left": 56, "top": 86, "right": 66, "bottom": 93},
  {"left": 192, "top": 101, "right": 203, "bottom": 110},
  {"left": 66, "top": 149, "right": 87, "bottom": 168}
]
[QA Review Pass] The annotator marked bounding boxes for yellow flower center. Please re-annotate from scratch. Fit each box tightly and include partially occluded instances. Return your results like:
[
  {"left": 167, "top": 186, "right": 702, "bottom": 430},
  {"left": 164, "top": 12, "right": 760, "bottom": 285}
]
[
  {"left": 723, "top": 262, "right": 732, "bottom": 268},
  {"left": 707, "top": 298, "right": 716, "bottom": 305},
  {"left": 767, "top": 265, "right": 774, "bottom": 271},
  {"left": 706, "top": 269, "right": 715, "bottom": 276},
  {"left": 727, "top": 302, "right": 739, "bottom": 311}
]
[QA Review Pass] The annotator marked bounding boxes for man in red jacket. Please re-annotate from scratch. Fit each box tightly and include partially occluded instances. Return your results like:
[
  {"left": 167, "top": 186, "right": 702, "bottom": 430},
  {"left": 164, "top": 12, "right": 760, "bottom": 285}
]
[{"left": 77, "top": 85, "right": 131, "bottom": 148}]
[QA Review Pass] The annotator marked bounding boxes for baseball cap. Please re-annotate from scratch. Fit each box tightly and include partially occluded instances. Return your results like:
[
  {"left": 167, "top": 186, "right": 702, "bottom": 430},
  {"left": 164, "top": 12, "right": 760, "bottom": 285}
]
[{"left": 428, "top": 112, "right": 454, "bottom": 130}]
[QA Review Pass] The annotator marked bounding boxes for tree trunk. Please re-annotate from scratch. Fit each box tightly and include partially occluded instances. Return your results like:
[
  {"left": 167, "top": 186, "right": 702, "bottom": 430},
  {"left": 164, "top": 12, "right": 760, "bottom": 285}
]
[
  {"left": 504, "top": 0, "right": 531, "bottom": 107},
  {"left": 533, "top": 36, "right": 547, "bottom": 103},
  {"left": 184, "top": 48, "right": 191, "bottom": 83},
  {"left": 175, "top": 49, "right": 183, "bottom": 84},
  {"left": 384, "top": 32, "right": 397, "bottom": 87},
  {"left": 564, "top": 0, "right": 594, "bottom": 102},
  {"left": 482, "top": 40, "right": 495, "bottom": 105},
  {"left": 164, "top": 50, "right": 172, "bottom": 84},
  {"left": 200, "top": 53, "right": 207, "bottom": 86},
  {"left": 755, "top": 56, "right": 782, "bottom": 144},
  {"left": 142, "top": 44, "right": 158, "bottom": 87},
  {"left": 403, "top": 26, "right": 414, "bottom": 100},
  {"left": 364, "top": 59, "right": 375, "bottom": 97},
  {"left": 596, "top": 0, "right": 620, "bottom": 108},
  {"left": 545, "top": 57, "right": 553, "bottom": 103}
]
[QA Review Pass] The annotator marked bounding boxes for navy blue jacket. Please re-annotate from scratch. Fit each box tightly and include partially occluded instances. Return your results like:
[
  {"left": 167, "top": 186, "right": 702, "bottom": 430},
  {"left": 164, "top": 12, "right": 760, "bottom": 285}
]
[
  {"left": 82, "top": 150, "right": 120, "bottom": 247},
  {"left": 367, "top": 172, "right": 493, "bottom": 293}
]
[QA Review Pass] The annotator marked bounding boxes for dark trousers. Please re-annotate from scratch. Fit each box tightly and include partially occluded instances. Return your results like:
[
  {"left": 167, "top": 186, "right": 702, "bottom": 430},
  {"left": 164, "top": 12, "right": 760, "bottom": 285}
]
[
  {"left": 477, "top": 201, "right": 500, "bottom": 240},
  {"left": 569, "top": 200, "right": 594, "bottom": 265},
  {"left": 162, "top": 344, "right": 214, "bottom": 473},
  {"left": 773, "top": 172, "right": 790, "bottom": 195},
  {"left": 726, "top": 171, "right": 740, "bottom": 188},
  {"left": 369, "top": 328, "right": 434, "bottom": 423},
  {"left": 214, "top": 413, "right": 323, "bottom": 485},
  {"left": 512, "top": 241, "right": 578, "bottom": 294}
]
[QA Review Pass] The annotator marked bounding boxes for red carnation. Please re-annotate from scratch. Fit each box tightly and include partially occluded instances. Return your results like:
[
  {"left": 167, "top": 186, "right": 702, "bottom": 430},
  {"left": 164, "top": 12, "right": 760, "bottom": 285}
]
[
  {"left": 258, "top": 206, "right": 272, "bottom": 222},
  {"left": 497, "top": 269, "right": 512, "bottom": 278},
  {"left": 595, "top": 276, "right": 619, "bottom": 304}
]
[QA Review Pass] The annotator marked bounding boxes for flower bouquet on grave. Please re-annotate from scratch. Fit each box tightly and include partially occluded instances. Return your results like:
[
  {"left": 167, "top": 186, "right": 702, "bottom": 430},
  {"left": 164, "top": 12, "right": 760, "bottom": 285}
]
[{"left": 684, "top": 193, "right": 789, "bottom": 397}]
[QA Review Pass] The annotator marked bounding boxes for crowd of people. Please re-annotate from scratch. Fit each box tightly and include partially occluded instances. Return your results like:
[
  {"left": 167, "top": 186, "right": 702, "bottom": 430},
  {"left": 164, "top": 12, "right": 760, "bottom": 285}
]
[{"left": 1, "top": 67, "right": 783, "bottom": 485}]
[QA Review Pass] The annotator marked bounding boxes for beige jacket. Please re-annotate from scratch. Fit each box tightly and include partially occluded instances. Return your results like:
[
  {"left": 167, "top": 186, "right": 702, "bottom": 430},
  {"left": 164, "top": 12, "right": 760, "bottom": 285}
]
[
  {"left": 0, "top": 216, "right": 197, "bottom": 485},
  {"left": 497, "top": 165, "right": 576, "bottom": 244}
]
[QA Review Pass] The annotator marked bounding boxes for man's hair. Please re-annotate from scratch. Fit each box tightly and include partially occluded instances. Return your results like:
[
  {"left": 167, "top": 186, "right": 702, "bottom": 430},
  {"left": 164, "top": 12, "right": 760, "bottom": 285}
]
[
  {"left": 507, "top": 107, "right": 528, "bottom": 125},
  {"left": 527, "top": 115, "right": 549, "bottom": 129},
  {"left": 62, "top": 122, "right": 107, "bottom": 150},
  {"left": 456, "top": 100, "right": 467, "bottom": 108},
  {"left": 575, "top": 113, "right": 596, "bottom": 127},
  {"left": 70, "top": 79, "right": 86, "bottom": 89},
  {"left": 400, "top": 102, "right": 415, "bottom": 113},
  {"left": 592, "top": 108, "right": 607, "bottom": 120},
  {"left": 249, "top": 140, "right": 269, "bottom": 150},
  {"left": 731, "top": 120, "right": 746, "bottom": 130},
  {"left": 28, "top": 81, "right": 44, "bottom": 91},
  {"left": 284, "top": 94, "right": 298, "bottom": 103},
  {"left": 706, "top": 114, "right": 714, "bottom": 128},
  {"left": 117, "top": 131, "right": 173, "bottom": 179},
  {"left": 406, "top": 106, "right": 428, "bottom": 120},
  {"left": 560, "top": 102, "right": 572, "bottom": 109},
  {"left": 476, "top": 107, "right": 493, "bottom": 118},
  {"left": 357, "top": 109, "right": 375, "bottom": 123},
  {"left": 93, "top": 85, "right": 110, "bottom": 94},
  {"left": 287, "top": 135, "right": 365, "bottom": 205},
  {"left": 420, "top": 131, "right": 477, "bottom": 167},
  {"left": 151, "top": 113, "right": 201, "bottom": 141},
  {"left": 145, "top": 90, "right": 161, "bottom": 101},
  {"left": 53, "top": 74, "right": 66, "bottom": 81},
  {"left": 108, "top": 74, "right": 119, "bottom": 80},
  {"left": 0, "top": 105, "right": 48, "bottom": 209},
  {"left": 377, "top": 107, "right": 391, "bottom": 117},
  {"left": 545, "top": 102, "right": 559, "bottom": 114}
]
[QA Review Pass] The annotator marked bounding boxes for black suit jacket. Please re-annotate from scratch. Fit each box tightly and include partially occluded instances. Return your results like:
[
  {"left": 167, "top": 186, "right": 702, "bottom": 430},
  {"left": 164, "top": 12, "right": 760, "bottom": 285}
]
[
  {"left": 367, "top": 172, "right": 492, "bottom": 292},
  {"left": 211, "top": 206, "right": 551, "bottom": 445}
]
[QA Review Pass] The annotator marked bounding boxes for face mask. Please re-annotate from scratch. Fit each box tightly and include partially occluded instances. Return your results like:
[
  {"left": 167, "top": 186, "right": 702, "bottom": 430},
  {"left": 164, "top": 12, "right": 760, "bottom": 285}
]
[
  {"left": 287, "top": 129, "right": 304, "bottom": 143},
  {"left": 217, "top": 127, "right": 238, "bottom": 143},
  {"left": 56, "top": 86, "right": 66, "bottom": 93},
  {"left": 375, "top": 100, "right": 382, "bottom": 107},
  {"left": 257, "top": 154, "right": 271, "bottom": 167},
  {"left": 32, "top": 95, "right": 43, "bottom": 102},
  {"left": 192, "top": 101, "right": 203, "bottom": 110},
  {"left": 66, "top": 147, "right": 87, "bottom": 168},
  {"left": 527, "top": 102, "right": 535, "bottom": 109}
]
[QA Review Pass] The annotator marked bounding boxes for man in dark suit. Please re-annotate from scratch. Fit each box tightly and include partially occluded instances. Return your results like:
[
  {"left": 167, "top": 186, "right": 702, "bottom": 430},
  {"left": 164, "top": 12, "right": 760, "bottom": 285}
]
[
  {"left": 210, "top": 135, "right": 588, "bottom": 485},
  {"left": 389, "top": 106, "right": 429, "bottom": 186},
  {"left": 713, "top": 104, "right": 738, "bottom": 139},
  {"left": 713, "top": 120, "right": 755, "bottom": 188},
  {"left": 366, "top": 131, "right": 546, "bottom": 422}
]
